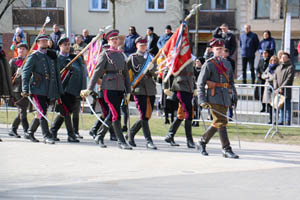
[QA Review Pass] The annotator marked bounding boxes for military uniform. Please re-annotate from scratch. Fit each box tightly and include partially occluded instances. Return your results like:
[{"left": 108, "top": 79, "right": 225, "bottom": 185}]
[
  {"left": 22, "top": 34, "right": 63, "bottom": 144},
  {"left": 196, "top": 39, "right": 238, "bottom": 158},
  {"left": 126, "top": 36, "right": 157, "bottom": 149},
  {"left": 164, "top": 62, "right": 196, "bottom": 148},
  {"left": 86, "top": 30, "right": 132, "bottom": 150},
  {"left": 50, "top": 40, "right": 87, "bottom": 143},
  {"left": 8, "top": 54, "right": 29, "bottom": 138}
]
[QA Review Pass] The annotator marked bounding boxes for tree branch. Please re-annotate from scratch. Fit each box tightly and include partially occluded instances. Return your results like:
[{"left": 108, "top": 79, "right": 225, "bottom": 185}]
[{"left": 0, "top": 0, "right": 16, "bottom": 20}]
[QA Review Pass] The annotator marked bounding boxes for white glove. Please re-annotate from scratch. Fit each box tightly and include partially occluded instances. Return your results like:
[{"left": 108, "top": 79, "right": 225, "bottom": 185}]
[
  {"left": 80, "top": 89, "right": 92, "bottom": 97},
  {"left": 164, "top": 89, "right": 172, "bottom": 97},
  {"left": 16, "top": 67, "right": 23, "bottom": 76},
  {"left": 193, "top": 89, "right": 197, "bottom": 96},
  {"left": 127, "top": 93, "right": 131, "bottom": 102},
  {"left": 200, "top": 102, "right": 211, "bottom": 109},
  {"left": 147, "top": 62, "right": 154, "bottom": 71}
]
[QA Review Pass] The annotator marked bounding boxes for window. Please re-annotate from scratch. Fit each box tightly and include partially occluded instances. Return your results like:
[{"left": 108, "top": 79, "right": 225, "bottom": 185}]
[
  {"left": 255, "top": 0, "right": 270, "bottom": 19},
  {"left": 146, "top": 0, "right": 166, "bottom": 11},
  {"left": 281, "top": 0, "right": 300, "bottom": 18},
  {"left": 0, "top": 34, "right": 3, "bottom": 47},
  {"left": 29, "top": 0, "right": 57, "bottom": 8},
  {"left": 90, "top": 0, "right": 109, "bottom": 11},
  {"left": 201, "top": 0, "right": 228, "bottom": 10}
]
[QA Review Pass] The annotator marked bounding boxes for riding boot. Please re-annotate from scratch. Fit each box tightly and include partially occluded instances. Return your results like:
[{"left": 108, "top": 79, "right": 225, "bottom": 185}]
[
  {"left": 218, "top": 127, "right": 230, "bottom": 150},
  {"left": 165, "top": 118, "right": 182, "bottom": 146},
  {"left": 65, "top": 115, "right": 79, "bottom": 143},
  {"left": 141, "top": 120, "right": 157, "bottom": 150},
  {"left": 197, "top": 126, "right": 218, "bottom": 155},
  {"left": 112, "top": 120, "right": 132, "bottom": 150},
  {"left": 89, "top": 119, "right": 102, "bottom": 138},
  {"left": 40, "top": 119, "right": 55, "bottom": 144},
  {"left": 50, "top": 115, "right": 64, "bottom": 141},
  {"left": 21, "top": 117, "right": 29, "bottom": 137},
  {"left": 9, "top": 117, "right": 21, "bottom": 138},
  {"left": 73, "top": 117, "right": 83, "bottom": 139},
  {"left": 27, "top": 118, "right": 40, "bottom": 142},
  {"left": 185, "top": 120, "right": 195, "bottom": 148},
  {"left": 109, "top": 127, "right": 117, "bottom": 141},
  {"left": 94, "top": 119, "right": 112, "bottom": 148},
  {"left": 128, "top": 120, "right": 142, "bottom": 147}
]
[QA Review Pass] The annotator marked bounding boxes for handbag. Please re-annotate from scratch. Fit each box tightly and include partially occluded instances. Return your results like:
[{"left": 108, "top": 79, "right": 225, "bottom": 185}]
[{"left": 271, "top": 93, "right": 285, "bottom": 110}]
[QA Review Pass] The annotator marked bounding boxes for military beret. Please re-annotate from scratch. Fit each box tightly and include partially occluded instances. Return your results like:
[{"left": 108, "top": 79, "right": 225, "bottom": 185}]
[
  {"left": 36, "top": 34, "right": 49, "bottom": 41},
  {"left": 105, "top": 29, "right": 119, "bottom": 40},
  {"left": 58, "top": 37, "right": 70, "bottom": 46},
  {"left": 210, "top": 38, "right": 224, "bottom": 48},
  {"left": 17, "top": 43, "right": 29, "bottom": 50},
  {"left": 135, "top": 36, "right": 147, "bottom": 44}
]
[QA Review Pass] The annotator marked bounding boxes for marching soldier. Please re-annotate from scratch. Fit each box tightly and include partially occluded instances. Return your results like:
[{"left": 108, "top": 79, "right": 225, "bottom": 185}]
[
  {"left": 81, "top": 30, "right": 132, "bottom": 150},
  {"left": 126, "top": 36, "right": 157, "bottom": 150},
  {"left": 197, "top": 39, "right": 239, "bottom": 159},
  {"left": 50, "top": 37, "right": 87, "bottom": 143},
  {"left": 22, "top": 34, "right": 63, "bottom": 144},
  {"left": 8, "top": 44, "right": 31, "bottom": 139},
  {"left": 163, "top": 63, "right": 196, "bottom": 148}
]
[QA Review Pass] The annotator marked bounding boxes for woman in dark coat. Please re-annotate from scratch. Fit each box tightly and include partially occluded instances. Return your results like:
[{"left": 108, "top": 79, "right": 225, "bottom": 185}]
[{"left": 258, "top": 30, "right": 276, "bottom": 56}]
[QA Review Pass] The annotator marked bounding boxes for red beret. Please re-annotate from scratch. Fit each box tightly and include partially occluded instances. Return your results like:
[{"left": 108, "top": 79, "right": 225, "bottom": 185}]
[{"left": 210, "top": 38, "right": 224, "bottom": 48}]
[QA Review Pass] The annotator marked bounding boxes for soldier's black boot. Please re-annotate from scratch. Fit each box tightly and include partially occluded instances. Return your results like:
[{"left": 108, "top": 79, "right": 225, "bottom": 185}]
[
  {"left": 73, "top": 117, "right": 83, "bottom": 139},
  {"left": 65, "top": 115, "right": 79, "bottom": 143},
  {"left": 50, "top": 115, "right": 64, "bottom": 141},
  {"left": 9, "top": 117, "right": 21, "bottom": 138},
  {"left": 128, "top": 120, "right": 142, "bottom": 147},
  {"left": 141, "top": 120, "right": 157, "bottom": 150},
  {"left": 40, "top": 119, "right": 55, "bottom": 144},
  {"left": 21, "top": 117, "right": 29, "bottom": 139},
  {"left": 165, "top": 118, "right": 182, "bottom": 146},
  {"left": 27, "top": 118, "right": 40, "bottom": 142},
  {"left": 89, "top": 119, "right": 102, "bottom": 138},
  {"left": 95, "top": 119, "right": 112, "bottom": 148},
  {"left": 218, "top": 127, "right": 239, "bottom": 159},
  {"left": 185, "top": 120, "right": 195, "bottom": 148},
  {"left": 112, "top": 120, "right": 132, "bottom": 150},
  {"left": 109, "top": 127, "right": 117, "bottom": 141},
  {"left": 197, "top": 126, "right": 217, "bottom": 156}
]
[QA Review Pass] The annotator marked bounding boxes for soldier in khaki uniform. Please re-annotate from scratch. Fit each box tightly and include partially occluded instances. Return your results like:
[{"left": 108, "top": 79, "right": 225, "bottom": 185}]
[
  {"left": 126, "top": 36, "right": 157, "bottom": 150},
  {"left": 163, "top": 61, "right": 196, "bottom": 148},
  {"left": 81, "top": 30, "right": 132, "bottom": 150},
  {"left": 197, "top": 39, "right": 239, "bottom": 159}
]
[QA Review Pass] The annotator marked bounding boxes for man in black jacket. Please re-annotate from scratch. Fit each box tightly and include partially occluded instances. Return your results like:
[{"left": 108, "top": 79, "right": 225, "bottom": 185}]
[
  {"left": 146, "top": 27, "right": 159, "bottom": 56},
  {"left": 213, "top": 24, "right": 236, "bottom": 57}
]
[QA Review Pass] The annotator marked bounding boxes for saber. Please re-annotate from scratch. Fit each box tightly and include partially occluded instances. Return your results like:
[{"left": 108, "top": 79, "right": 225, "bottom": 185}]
[
  {"left": 5, "top": 98, "right": 8, "bottom": 129},
  {"left": 27, "top": 96, "right": 50, "bottom": 123},
  {"left": 199, "top": 109, "right": 207, "bottom": 130},
  {"left": 234, "top": 107, "right": 241, "bottom": 149},
  {"left": 86, "top": 97, "right": 109, "bottom": 128},
  {"left": 80, "top": 99, "right": 84, "bottom": 129}
]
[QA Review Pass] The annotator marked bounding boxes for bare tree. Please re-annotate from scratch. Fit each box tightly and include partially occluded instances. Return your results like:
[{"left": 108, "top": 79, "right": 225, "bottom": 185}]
[
  {"left": 109, "top": 0, "right": 131, "bottom": 29},
  {"left": 0, "top": 0, "right": 16, "bottom": 19}
]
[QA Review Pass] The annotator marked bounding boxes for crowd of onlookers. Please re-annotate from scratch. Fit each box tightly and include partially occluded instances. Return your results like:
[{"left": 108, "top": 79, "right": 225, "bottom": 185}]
[{"left": 4, "top": 23, "right": 299, "bottom": 126}]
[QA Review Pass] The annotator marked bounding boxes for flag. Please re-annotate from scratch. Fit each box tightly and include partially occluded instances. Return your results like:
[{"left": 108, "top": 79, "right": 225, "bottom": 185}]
[
  {"left": 162, "top": 22, "right": 192, "bottom": 82},
  {"left": 131, "top": 54, "right": 152, "bottom": 88},
  {"left": 86, "top": 37, "right": 103, "bottom": 78}
]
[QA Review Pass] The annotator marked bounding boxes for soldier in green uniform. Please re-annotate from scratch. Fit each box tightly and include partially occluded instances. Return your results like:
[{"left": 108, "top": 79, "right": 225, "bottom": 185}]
[
  {"left": 50, "top": 37, "right": 87, "bottom": 143},
  {"left": 8, "top": 44, "right": 30, "bottom": 139},
  {"left": 22, "top": 34, "right": 63, "bottom": 144},
  {"left": 197, "top": 39, "right": 239, "bottom": 159},
  {"left": 81, "top": 30, "right": 132, "bottom": 150},
  {"left": 126, "top": 36, "right": 157, "bottom": 150},
  {"left": 163, "top": 62, "right": 196, "bottom": 148}
]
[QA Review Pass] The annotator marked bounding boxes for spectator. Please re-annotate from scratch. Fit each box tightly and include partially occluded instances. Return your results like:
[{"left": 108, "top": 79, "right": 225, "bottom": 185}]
[
  {"left": 10, "top": 35, "right": 27, "bottom": 58},
  {"left": 213, "top": 23, "right": 236, "bottom": 57},
  {"left": 192, "top": 57, "right": 205, "bottom": 127},
  {"left": 273, "top": 52, "right": 295, "bottom": 125},
  {"left": 124, "top": 26, "right": 139, "bottom": 56},
  {"left": 262, "top": 55, "right": 279, "bottom": 124},
  {"left": 48, "top": 39, "right": 55, "bottom": 50},
  {"left": 146, "top": 26, "right": 159, "bottom": 56},
  {"left": 50, "top": 24, "right": 62, "bottom": 50},
  {"left": 240, "top": 24, "right": 259, "bottom": 84},
  {"left": 203, "top": 40, "right": 214, "bottom": 60},
  {"left": 256, "top": 50, "right": 271, "bottom": 112},
  {"left": 12, "top": 27, "right": 25, "bottom": 42},
  {"left": 73, "top": 35, "right": 87, "bottom": 50},
  {"left": 223, "top": 47, "right": 236, "bottom": 120},
  {"left": 277, "top": 50, "right": 284, "bottom": 62},
  {"left": 157, "top": 25, "right": 173, "bottom": 49},
  {"left": 82, "top": 29, "right": 93, "bottom": 44},
  {"left": 258, "top": 30, "right": 276, "bottom": 56}
]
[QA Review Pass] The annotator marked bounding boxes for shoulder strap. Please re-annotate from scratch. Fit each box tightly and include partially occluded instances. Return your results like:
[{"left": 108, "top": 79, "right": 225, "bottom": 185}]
[{"left": 210, "top": 59, "right": 230, "bottom": 83}]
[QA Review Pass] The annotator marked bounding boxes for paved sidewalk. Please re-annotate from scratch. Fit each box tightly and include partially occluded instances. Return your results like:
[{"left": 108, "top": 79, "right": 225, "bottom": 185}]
[{"left": 0, "top": 125, "right": 300, "bottom": 200}]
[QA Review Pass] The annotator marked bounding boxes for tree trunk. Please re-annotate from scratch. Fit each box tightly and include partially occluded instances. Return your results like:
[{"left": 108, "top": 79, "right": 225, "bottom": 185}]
[{"left": 112, "top": 0, "right": 116, "bottom": 29}]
